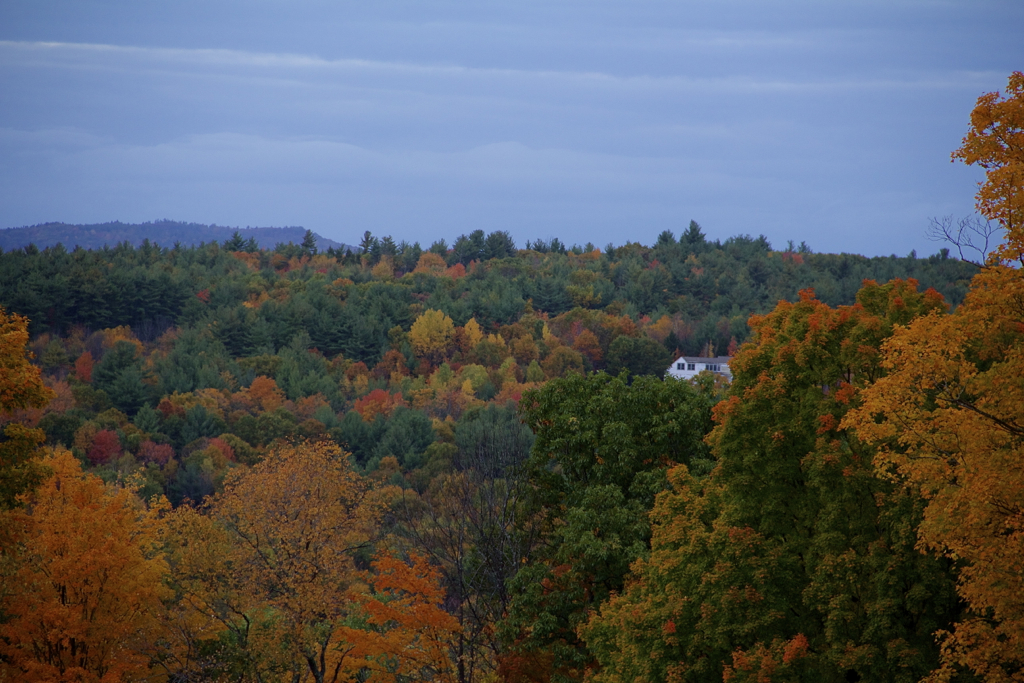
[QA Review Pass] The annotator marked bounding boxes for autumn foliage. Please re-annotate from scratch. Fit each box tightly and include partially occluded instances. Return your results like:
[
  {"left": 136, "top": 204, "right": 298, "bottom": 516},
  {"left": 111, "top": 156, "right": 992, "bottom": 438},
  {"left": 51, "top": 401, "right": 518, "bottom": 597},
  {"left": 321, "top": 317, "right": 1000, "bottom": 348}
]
[
  {"left": 339, "top": 552, "right": 462, "bottom": 682},
  {"left": 74, "top": 349, "right": 94, "bottom": 383},
  {"left": 844, "top": 72, "right": 1024, "bottom": 682},
  {"left": 952, "top": 71, "right": 1024, "bottom": 261},
  {"left": 354, "top": 388, "right": 407, "bottom": 421},
  {"left": 410, "top": 309, "right": 456, "bottom": 363},
  {"left": 1, "top": 75, "right": 1022, "bottom": 683},
  {"left": 157, "top": 440, "right": 462, "bottom": 682},
  {"left": 86, "top": 428, "right": 122, "bottom": 465},
  {"left": 0, "top": 449, "right": 169, "bottom": 682},
  {"left": 0, "top": 305, "right": 53, "bottom": 508}
]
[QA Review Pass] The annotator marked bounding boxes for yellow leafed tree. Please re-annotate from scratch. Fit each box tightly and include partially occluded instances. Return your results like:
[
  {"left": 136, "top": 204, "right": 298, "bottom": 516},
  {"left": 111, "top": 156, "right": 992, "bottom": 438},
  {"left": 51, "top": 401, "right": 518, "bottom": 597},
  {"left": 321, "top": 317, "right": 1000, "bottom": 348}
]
[
  {"left": 845, "top": 267, "right": 1024, "bottom": 681},
  {"left": 164, "top": 440, "right": 461, "bottom": 683},
  {"left": 462, "top": 317, "right": 484, "bottom": 348},
  {"left": 0, "top": 305, "right": 54, "bottom": 509},
  {"left": 410, "top": 309, "right": 456, "bottom": 364},
  {"left": 168, "top": 440, "right": 452, "bottom": 683}
]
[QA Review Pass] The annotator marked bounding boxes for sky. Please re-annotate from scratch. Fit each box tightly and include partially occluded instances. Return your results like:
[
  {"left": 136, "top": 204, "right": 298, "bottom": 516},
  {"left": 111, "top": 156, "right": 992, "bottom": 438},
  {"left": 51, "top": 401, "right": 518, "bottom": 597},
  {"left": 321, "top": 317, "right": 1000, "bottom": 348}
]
[{"left": 0, "top": 0, "right": 1021, "bottom": 256}]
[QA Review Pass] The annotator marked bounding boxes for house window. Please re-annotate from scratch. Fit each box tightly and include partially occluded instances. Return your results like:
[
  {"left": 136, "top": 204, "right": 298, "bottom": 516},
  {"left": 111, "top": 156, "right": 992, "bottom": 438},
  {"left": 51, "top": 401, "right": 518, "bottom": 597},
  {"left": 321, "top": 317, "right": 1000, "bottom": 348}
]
[
  {"left": 676, "top": 362, "right": 684, "bottom": 370},
  {"left": 708, "top": 364, "right": 719, "bottom": 372},
  {"left": 687, "top": 363, "right": 695, "bottom": 371}
]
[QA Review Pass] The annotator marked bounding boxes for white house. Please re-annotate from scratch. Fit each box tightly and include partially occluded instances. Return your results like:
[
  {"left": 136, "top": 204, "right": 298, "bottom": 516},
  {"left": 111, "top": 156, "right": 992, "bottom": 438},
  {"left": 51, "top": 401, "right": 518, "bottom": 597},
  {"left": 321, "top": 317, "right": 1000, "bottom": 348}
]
[{"left": 666, "top": 355, "right": 733, "bottom": 381}]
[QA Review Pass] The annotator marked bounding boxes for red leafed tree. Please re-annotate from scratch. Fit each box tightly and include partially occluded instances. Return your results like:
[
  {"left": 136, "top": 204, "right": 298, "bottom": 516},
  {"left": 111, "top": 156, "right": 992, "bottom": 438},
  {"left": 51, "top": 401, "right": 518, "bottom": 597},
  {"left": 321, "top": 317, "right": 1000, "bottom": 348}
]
[
  {"left": 206, "top": 437, "right": 235, "bottom": 463},
  {"left": 156, "top": 397, "right": 185, "bottom": 419},
  {"left": 87, "top": 429, "right": 122, "bottom": 465},
  {"left": 354, "top": 389, "right": 406, "bottom": 421},
  {"left": 138, "top": 440, "right": 174, "bottom": 466},
  {"left": 74, "top": 351, "right": 94, "bottom": 383}
]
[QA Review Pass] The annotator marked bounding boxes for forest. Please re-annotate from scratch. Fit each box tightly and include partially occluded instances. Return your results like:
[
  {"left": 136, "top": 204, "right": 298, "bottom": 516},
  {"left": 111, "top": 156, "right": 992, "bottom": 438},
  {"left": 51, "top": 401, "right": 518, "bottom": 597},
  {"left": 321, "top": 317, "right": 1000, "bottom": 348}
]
[
  {"left": 0, "top": 72, "right": 1020, "bottom": 683},
  {"left": 0, "top": 220, "right": 347, "bottom": 253}
]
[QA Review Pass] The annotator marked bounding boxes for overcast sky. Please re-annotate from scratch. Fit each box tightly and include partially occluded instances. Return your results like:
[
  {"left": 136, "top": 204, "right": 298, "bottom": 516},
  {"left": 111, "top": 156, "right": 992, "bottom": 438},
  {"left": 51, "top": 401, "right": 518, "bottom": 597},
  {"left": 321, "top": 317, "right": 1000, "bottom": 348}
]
[{"left": 1, "top": 0, "right": 1021, "bottom": 256}]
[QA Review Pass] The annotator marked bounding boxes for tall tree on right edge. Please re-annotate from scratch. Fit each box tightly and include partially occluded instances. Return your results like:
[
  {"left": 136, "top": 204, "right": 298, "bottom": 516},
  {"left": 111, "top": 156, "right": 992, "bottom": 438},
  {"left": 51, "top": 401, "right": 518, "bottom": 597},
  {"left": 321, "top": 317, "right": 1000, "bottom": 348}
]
[{"left": 847, "top": 72, "right": 1024, "bottom": 682}]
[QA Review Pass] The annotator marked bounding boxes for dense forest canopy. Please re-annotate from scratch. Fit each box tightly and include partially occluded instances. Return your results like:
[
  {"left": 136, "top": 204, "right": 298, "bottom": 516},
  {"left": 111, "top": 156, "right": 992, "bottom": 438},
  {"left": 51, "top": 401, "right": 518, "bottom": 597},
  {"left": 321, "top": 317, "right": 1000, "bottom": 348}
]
[
  {"left": 0, "top": 221, "right": 975, "bottom": 681},
  {"left": 0, "top": 72, "right": 1020, "bottom": 683},
  {"left": 0, "top": 222, "right": 973, "bottom": 360}
]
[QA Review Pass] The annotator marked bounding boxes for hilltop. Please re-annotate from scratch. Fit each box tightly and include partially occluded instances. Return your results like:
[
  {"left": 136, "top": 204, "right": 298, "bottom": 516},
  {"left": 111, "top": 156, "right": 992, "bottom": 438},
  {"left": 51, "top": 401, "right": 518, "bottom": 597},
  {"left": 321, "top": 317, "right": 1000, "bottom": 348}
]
[{"left": 0, "top": 220, "right": 349, "bottom": 252}]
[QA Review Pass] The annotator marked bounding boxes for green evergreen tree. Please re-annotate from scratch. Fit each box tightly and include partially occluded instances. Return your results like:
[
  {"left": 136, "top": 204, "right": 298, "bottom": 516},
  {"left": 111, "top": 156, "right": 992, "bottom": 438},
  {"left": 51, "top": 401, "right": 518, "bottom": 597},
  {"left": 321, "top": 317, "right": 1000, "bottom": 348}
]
[
  {"left": 92, "top": 340, "right": 149, "bottom": 415},
  {"left": 300, "top": 229, "right": 318, "bottom": 256}
]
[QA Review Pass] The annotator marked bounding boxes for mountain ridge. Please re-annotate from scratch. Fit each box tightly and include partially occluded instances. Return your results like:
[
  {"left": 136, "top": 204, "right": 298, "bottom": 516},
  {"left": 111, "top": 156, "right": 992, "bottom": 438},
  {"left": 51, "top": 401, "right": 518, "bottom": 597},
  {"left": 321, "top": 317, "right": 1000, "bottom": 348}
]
[{"left": 0, "top": 220, "right": 350, "bottom": 252}]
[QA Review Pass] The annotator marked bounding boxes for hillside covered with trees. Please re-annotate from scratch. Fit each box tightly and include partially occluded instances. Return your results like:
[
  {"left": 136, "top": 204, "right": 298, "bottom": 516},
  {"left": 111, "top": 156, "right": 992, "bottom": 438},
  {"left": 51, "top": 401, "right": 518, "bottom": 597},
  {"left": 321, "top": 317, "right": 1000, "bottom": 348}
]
[
  {"left": 0, "top": 72, "right": 1021, "bottom": 683},
  {"left": 0, "top": 220, "right": 347, "bottom": 253}
]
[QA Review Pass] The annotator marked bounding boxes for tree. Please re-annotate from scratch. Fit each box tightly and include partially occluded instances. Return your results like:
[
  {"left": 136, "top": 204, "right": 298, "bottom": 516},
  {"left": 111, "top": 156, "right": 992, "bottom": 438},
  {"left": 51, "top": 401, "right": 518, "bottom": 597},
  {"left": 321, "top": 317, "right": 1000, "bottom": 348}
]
[
  {"left": 410, "top": 309, "right": 456, "bottom": 364},
  {"left": 584, "top": 283, "right": 959, "bottom": 683},
  {"left": 86, "top": 428, "right": 122, "bottom": 465},
  {"left": 0, "top": 449, "right": 170, "bottom": 682},
  {"left": 682, "top": 220, "right": 707, "bottom": 251},
  {"left": 462, "top": 318, "right": 484, "bottom": 349},
  {"left": 847, "top": 268, "right": 1024, "bottom": 682},
  {"left": 301, "top": 229, "right": 318, "bottom": 256},
  {"left": 248, "top": 374, "right": 285, "bottom": 411},
  {"left": 605, "top": 335, "right": 672, "bottom": 378},
  {"left": 224, "top": 231, "right": 246, "bottom": 251},
  {"left": 360, "top": 230, "right": 378, "bottom": 255},
  {"left": 415, "top": 251, "right": 449, "bottom": 276},
  {"left": 540, "top": 345, "right": 584, "bottom": 379},
  {"left": 501, "top": 372, "right": 717, "bottom": 681},
  {"left": 396, "top": 405, "right": 538, "bottom": 681},
  {"left": 74, "top": 350, "right": 94, "bottom": 383},
  {"left": 483, "top": 231, "right": 517, "bottom": 260},
  {"left": 167, "top": 441, "right": 394, "bottom": 683},
  {"left": 0, "top": 306, "right": 53, "bottom": 509},
  {"left": 92, "top": 339, "right": 148, "bottom": 415},
  {"left": 952, "top": 71, "right": 1024, "bottom": 262},
  {"left": 339, "top": 552, "right": 462, "bottom": 683},
  {"left": 843, "top": 73, "right": 1024, "bottom": 683}
]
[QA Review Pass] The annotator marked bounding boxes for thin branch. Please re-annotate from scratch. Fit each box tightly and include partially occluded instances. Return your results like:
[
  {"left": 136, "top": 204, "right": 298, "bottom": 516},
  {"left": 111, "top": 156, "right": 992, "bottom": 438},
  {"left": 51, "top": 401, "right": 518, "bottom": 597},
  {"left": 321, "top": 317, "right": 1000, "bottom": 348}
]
[{"left": 926, "top": 214, "right": 1000, "bottom": 266}]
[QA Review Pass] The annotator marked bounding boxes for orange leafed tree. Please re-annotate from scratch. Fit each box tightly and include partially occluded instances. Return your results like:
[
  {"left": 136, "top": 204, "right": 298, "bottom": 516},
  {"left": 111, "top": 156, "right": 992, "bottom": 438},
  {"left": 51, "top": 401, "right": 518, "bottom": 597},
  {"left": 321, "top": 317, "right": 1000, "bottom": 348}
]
[
  {"left": 339, "top": 552, "right": 462, "bottom": 683},
  {"left": 952, "top": 71, "right": 1024, "bottom": 262},
  {"left": 0, "top": 449, "right": 170, "bottom": 682},
  {"left": 845, "top": 266, "right": 1024, "bottom": 682},
  {"left": 74, "top": 350, "right": 94, "bottom": 383},
  {"left": 247, "top": 374, "right": 285, "bottom": 412},
  {"left": 413, "top": 251, "right": 448, "bottom": 275},
  {"left": 846, "top": 72, "right": 1024, "bottom": 682},
  {"left": 354, "top": 388, "right": 407, "bottom": 421}
]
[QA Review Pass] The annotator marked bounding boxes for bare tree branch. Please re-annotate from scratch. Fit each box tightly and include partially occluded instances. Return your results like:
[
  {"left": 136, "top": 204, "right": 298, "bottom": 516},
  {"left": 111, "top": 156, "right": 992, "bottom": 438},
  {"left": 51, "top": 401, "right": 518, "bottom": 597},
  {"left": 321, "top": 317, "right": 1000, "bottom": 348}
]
[{"left": 927, "top": 214, "right": 1001, "bottom": 266}]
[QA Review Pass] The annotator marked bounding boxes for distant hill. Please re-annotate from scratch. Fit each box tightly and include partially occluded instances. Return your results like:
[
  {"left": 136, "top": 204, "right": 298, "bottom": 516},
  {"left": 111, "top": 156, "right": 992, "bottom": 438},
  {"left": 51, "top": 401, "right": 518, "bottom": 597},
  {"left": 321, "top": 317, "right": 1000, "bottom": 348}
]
[{"left": 0, "top": 220, "right": 351, "bottom": 252}]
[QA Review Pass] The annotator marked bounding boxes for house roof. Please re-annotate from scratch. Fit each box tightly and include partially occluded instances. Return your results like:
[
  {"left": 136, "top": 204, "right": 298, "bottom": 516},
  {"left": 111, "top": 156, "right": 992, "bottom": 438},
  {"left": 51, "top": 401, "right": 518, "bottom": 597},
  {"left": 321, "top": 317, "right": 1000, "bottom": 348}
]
[{"left": 672, "top": 356, "right": 732, "bottom": 364}]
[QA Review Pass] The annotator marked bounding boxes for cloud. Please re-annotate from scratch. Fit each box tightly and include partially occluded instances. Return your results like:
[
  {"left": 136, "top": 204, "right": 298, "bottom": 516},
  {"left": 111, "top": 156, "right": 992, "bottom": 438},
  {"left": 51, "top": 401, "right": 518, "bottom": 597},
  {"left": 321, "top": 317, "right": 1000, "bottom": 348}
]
[
  {"left": 0, "top": 123, "right": 981, "bottom": 255},
  {"left": 0, "top": 39, "right": 1000, "bottom": 96},
  {"left": 0, "top": 0, "right": 1015, "bottom": 257}
]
